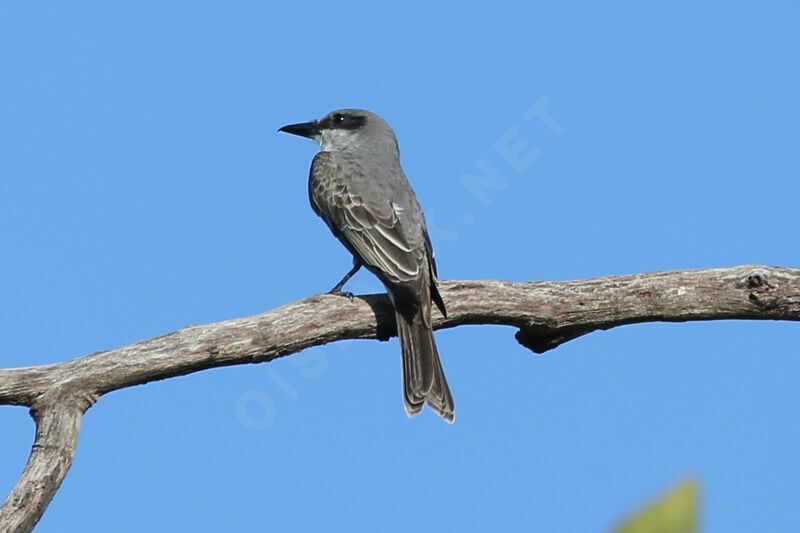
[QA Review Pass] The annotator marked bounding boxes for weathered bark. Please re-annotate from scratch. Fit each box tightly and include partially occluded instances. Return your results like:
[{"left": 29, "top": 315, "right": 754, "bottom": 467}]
[{"left": 1, "top": 265, "right": 798, "bottom": 532}]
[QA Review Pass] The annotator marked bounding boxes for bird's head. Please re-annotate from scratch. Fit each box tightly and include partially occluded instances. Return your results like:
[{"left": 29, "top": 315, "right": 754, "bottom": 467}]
[{"left": 279, "top": 109, "right": 398, "bottom": 155}]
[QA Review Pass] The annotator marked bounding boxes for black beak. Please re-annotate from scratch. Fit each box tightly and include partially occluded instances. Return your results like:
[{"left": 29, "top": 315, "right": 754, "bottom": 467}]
[{"left": 278, "top": 120, "right": 320, "bottom": 138}]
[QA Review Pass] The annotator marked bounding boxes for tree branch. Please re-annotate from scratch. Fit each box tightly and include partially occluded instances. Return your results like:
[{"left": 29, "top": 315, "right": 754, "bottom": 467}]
[
  {"left": 1, "top": 265, "right": 798, "bottom": 532},
  {"left": 0, "top": 397, "right": 83, "bottom": 532}
]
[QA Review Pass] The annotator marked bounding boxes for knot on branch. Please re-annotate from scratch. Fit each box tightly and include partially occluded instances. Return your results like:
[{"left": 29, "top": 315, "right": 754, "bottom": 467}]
[
  {"left": 737, "top": 268, "right": 783, "bottom": 310},
  {"left": 515, "top": 326, "right": 596, "bottom": 354},
  {"left": 740, "top": 268, "right": 775, "bottom": 290}
]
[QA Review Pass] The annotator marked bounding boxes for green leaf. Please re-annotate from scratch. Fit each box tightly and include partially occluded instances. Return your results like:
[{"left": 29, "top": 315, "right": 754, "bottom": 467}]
[{"left": 612, "top": 479, "right": 699, "bottom": 533}]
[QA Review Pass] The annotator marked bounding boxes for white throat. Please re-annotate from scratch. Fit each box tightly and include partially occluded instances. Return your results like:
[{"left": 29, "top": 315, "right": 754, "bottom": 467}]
[{"left": 316, "top": 129, "right": 359, "bottom": 152}]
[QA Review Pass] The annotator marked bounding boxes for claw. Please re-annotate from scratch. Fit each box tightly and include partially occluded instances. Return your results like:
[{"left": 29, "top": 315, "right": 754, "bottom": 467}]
[{"left": 328, "top": 289, "right": 355, "bottom": 301}]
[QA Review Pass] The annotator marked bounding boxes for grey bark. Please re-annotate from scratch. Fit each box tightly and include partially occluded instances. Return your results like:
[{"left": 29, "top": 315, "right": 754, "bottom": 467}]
[{"left": 1, "top": 265, "right": 798, "bottom": 532}]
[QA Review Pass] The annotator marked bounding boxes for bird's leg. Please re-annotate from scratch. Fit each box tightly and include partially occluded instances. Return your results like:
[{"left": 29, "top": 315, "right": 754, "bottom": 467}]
[{"left": 328, "top": 261, "right": 362, "bottom": 299}]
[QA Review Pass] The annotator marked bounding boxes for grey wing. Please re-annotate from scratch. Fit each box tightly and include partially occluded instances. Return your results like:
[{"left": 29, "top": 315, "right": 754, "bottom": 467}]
[{"left": 309, "top": 153, "right": 424, "bottom": 285}]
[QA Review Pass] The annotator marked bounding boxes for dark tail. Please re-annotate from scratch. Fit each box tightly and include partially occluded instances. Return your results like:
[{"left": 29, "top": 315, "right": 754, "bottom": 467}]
[{"left": 396, "top": 308, "right": 455, "bottom": 423}]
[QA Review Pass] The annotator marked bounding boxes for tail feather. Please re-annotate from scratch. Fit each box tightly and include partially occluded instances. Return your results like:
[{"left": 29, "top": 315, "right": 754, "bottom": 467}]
[{"left": 397, "top": 309, "right": 455, "bottom": 423}]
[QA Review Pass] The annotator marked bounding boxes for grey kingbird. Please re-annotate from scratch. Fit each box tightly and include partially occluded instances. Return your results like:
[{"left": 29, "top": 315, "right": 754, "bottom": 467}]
[{"left": 279, "top": 109, "right": 455, "bottom": 422}]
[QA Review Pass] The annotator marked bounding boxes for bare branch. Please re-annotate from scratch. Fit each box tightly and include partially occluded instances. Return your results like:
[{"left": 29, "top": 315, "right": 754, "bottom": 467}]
[
  {"left": 0, "top": 396, "right": 83, "bottom": 533},
  {"left": 1, "top": 265, "right": 798, "bottom": 532}
]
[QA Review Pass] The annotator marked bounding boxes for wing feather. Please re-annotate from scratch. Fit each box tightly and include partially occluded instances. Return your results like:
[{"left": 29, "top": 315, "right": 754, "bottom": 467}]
[{"left": 310, "top": 153, "right": 422, "bottom": 284}]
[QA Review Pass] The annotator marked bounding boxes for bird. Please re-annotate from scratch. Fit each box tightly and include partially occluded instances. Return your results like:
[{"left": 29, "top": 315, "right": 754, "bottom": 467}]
[{"left": 279, "top": 109, "right": 455, "bottom": 423}]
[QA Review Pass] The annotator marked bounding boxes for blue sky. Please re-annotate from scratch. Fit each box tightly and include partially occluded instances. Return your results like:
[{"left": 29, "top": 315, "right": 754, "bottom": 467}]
[{"left": 1, "top": 2, "right": 798, "bottom": 531}]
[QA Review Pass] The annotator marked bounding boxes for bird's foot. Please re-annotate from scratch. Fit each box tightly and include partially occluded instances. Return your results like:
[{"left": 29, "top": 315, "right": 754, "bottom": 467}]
[{"left": 328, "top": 288, "right": 355, "bottom": 301}]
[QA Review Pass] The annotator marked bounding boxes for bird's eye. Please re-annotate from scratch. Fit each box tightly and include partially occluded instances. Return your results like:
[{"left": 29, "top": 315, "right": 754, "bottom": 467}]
[{"left": 333, "top": 113, "right": 345, "bottom": 123}]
